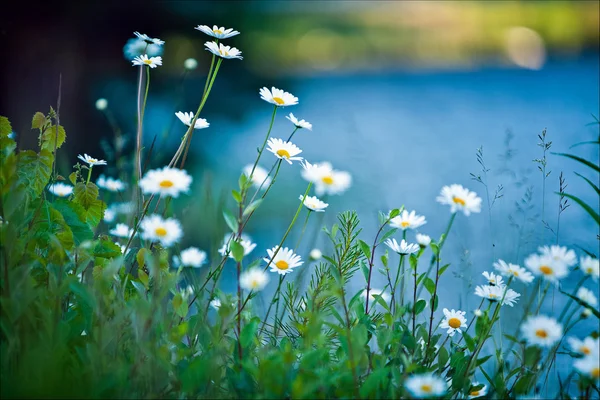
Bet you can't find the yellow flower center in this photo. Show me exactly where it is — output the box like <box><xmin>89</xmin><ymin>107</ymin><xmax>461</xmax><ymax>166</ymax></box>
<box><xmin>275</xmin><ymin>260</ymin><xmax>289</xmax><ymax>270</ymax></box>
<box><xmin>539</xmin><ymin>265</ymin><xmax>553</xmax><ymax>275</ymax></box>
<box><xmin>322</xmin><ymin>176</ymin><xmax>334</xmax><ymax>185</ymax></box>
<box><xmin>420</xmin><ymin>384</ymin><xmax>432</xmax><ymax>393</ymax></box>
<box><xmin>143</xmin><ymin>59</ymin><xmax>152</xmax><ymax>65</ymax></box>
<box><xmin>276</xmin><ymin>149</ymin><xmax>291</xmax><ymax>158</ymax></box>
<box><xmin>89</xmin><ymin>158</ymin><xmax>98</xmax><ymax>163</ymax></box>
<box><xmin>592</xmin><ymin>367</ymin><xmax>600</xmax><ymax>379</ymax></box>
<box><xmin>159</xmin><ymin>180</ymin><xmax>174</xmax><ymax>188</ymax></box>
<box><xmin>452</xmin><ymin>196</ymin><xmax>466</xmax><ymax>206</ymax></box>
<box><xmin>218</xmin><ymin>49</ymin><xmax>229</xmax><ymax>56</ymax></box>
<box><xmin>512</xmin><ymin>270</ymin><xmax>519</xmax><ymax>276</ymax></box>
<box><xmin>213</xmin><ymin>29</ymin><xmax>223</xmax><ymax>34</ymax></box>
<box><xmin>535</xmin><ymin>329</ymin><xmax>548</xmax><ymax>338</ymax></box>
<box><xmin>489</xmin><ymin>294</ymin><xmax>498</xmax><ymax>299</ymax></box>
<box><xmin>401</xmin><ymin>221</ymin><xmax>410</xmax><ymax>228</ymax></box>
<box><xmin>586</xmin><ymin>267</ymin><xmax>593</xmax><ymax>273</ymax></box>
<box><xmin>272</xmin><ymin>97</ymin><xmax>285</xmax><ymax>105</ymax></box>
<box><xmin>581</xmin><ymin>346</ymin><xmax>590</xmax><ymax>355</ymax></box>
<box><xmin>155</xmin><ymin>227</ymin><xmax>167</xmax><ymax>237</ymax></box>
<box><xmin>470</xmin><ymin>390</ymin><xmax>480</xmax><ymax>396</ymax></box>
<box><xmin>251</xmin><ymin>279</ymin><xmax>259</xmax><ymax>288</ymax></box>
<box><xmin>448</xmin><ymin>317</ymin><xmax>462</xmax><ymax>329</ymax></box>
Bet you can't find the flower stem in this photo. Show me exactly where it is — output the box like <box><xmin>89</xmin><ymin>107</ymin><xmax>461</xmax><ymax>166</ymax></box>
<box><xmin>294</xmin><ymin>210</ymin><xmax>312</xmax><ymax>250</ymax></box>
<box><xmin>86</xmin><ymin>166</ymin><xmax>93</xmax><ymax>184</ymax></box>
<box><xmin>258</xmin><ymin>275</ymin><xmax>284</xmax><ymax>337</ymax></box>
<box><xmin>245</xmin><ymin>106</ymin><xmax>278</xmax><ymax>194</ymax></box>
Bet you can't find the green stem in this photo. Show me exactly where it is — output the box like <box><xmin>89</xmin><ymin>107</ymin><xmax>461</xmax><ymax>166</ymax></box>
<box><xmin>86</xmin><ymin>166</ymin><xmax>93</xmax><ymax>184</ymax></box>
<box><xmin>246</xmin><ymin>106</ymin><xmax>278</xmax><ymax>194</ymax></box>
<box><xmin>558</xmin><ymin>275</ymin><xmax>588</xmax><ymax>322</ymax></box>
<box><xmin>258</xmin><ymin>275</ymin><xmax>284</xmax><ymax>337</ymax></box>
<box><xmin>202</xmin><ymin>54</ymin><xmax>216</xmax><ymax>97</ymax></box>
<box><xmin>294</xmin><ymin>210</ymin><xmax>312</xmax><ymax>250</ymax></box>
<box><xmin>399</xmin><ymin>230</ymin><xmax>407</xmax><ymax>308</ymax></box>
<box><xmin>286</xmin><ymin>127</ymin><xmax>299</xmax><ymax>142</ymax></box>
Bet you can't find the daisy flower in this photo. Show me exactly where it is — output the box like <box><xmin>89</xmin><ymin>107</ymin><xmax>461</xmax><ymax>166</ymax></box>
<box><xmin>133</xmin><ymin>31</ymin><xmax>164</xmax><ymax>46</ymax></box>
<box><xmin>109</xmin><ymin>223</ymin><xmax>134</xmax><ymax>238</ymax></box>
<box><xmin>218</xmin><ymin>234</ymin><xmax>256</xmax><ymax>259</ymax></box>
<box><xmin>474</xmin><ymin>285</ymin><xmax>520</xmax><ymax>307</ymax></box>
<box><xmin>78</xmin><ymin>154</ymin><xmax>107</xmax><ymax>167</ymax></box>
<box><xmin>97</xmin><ymin>175</ymin><xmax>126</xmax><ymax>192</ymax></box>
<box><xmin>574</xmin><ymin>354</ymin><xmax>600</xmax><ymax>380</ymax></box>
<box><xmin>436</xmin><ymin>184</ymin><xmax>482</xmax><ymax>216</ymax></box>
<box><xmin>524</xmin><ymin>253</ymin><xmax>568</xmax><ymax>282</ymax></box>
<box><xmin>266</xmin><ymin>138</ymin><xmax>303</xmax><ymax>164</ymax></box>
<box><xmin>389</xmin><ymin>210</ymin><xmax>427</xmax><ymax>230</ymax></box>
<box><xmin>195</xmin><ymin>25</ymin><xmax>240</xmax><ymax>39</ymax></box>
<box><xmin>204</xmin><ymin>41</ymin><xmax>243</xmax><ymax>59</ymax></box>
<box><xmin>174</xmin><ymin>111</ymin><xmax>209</xmax><ymax>129</ymax></box>
<box><xmin>482</xmin><ymin>271</ymin><xmax>504</xmax><ymax>286</ymax></box>
<box><xmin>264</xmin><ymin>246</ymin><xmax>303</xmax><ymax>275</ymax></box>
<box><xmin>132</xmin><ymin>54</ymin><xmax>163</xmax><ymax>68</ymax></box>
<box><xmin>440</xmin><ymin>308</ymin><xmax>467</xmax><ymax>337</ymax></box>
<box><xmin>103</xmin><ymin>207</ymin><xmax>116</xmax><ymax>223</ymax></box>
<box><xmin>385</xmin><ymin>238</ymin><xmax>419</xmax><ymax>255</ymax></box>
<box><xmin>123</xmin><ymin>37</ymin><xmax>163</xmax><ymax>60</ymax></box>
<box><xmin>494</xmin><ymin>259</ymin><xmax>534</xmax><ymax>284</ymax></box>
<box><xmin>48</xmin><ymin>183</ymin><xmax>73</xmax><ymax>197</ymax></box>
<box><xmin>576</xmin><ymin>287</ymin><xmax>598</xmax><ymax>307</ymax></box>
<box><xmin>259</xmin><ymin>87</ymin><xmax>298</xmax><ymax>107</ymax></box>
<box><xmin>520</xmin><ymin>315</ymin><xmax>563</xmax><ymax>348</ymax></box>
<box><xmin>299</xmin><ymin>194</ymin><xmax>328</xmax><ymax>212</ymax></box>
<box><xmin>139</xmin><ymin>167</ymin><xmax>192</xmax><ymax>198</ymax></box>
<box><xmin>568</xmin><ymin>336</ymin><xmax>599</xmax><ymax>357</ymax></box>
<box><xmin>539</xmin><ymin>245</ymin><xmax>577</xmax><ymax>268</ymax></box>
<box><xmin>240</xmin><ymin>268</ymin><xmax>270</xmax><ymax>291</ymax></box>
<box><xmin>580</xmin><ymin>256</ymin><xmax>599</xmax><ymax>281</ymax></box>
<box><xmin>286</xmin><ymin>113</ymin><xmax>312</xmax><ymax>130</ymax></box>
<box><xmin>174</xmin><ymin>247</ymin><xmax>207</xmax><ymax>268</ymax></box>
<box><xmin>242</xmin><ymin>164</ymin><xmax>271</xmax><ymax>189</ymax></box>
<box><xmin>310</xmin><ymin>249</ymin><xmax>322</xmax><ymax>260</ymax></box>
<box><xmin>405</xmin><ymin>373</ymin><xmax>447</xmax><ymax>398</ymax></box>
<box><xmin>140</xmin><ymin>215</ymin><xmax>183</xmax><ymax>247</ymax></box>
<box><xmin>301</xmin><ymin>160</ymin><xmax>352</xmax><ymax>196</ymax></box>
<box><xmin>416</xmin><ymin>234</ymin><xmax>431</xmax><ymax>247</ymax></box>
<box><xmin>468</xmin><ymin>383</ymin><xmax>488</xmax><ymax>399</ymax></box>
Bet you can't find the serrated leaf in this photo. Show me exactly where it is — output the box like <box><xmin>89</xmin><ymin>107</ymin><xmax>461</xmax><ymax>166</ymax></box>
<box><xmin>16</xmin><ymin>149</ymin><xmax>53</xmax><ymax>202</ymax></box>
<box><xmin>93</xmin><ymin>239</ymin><xmax>122</xmax><ymax>259</ymax></box>
<box><xmin>243</xmin><ymin>199</ymin><xmax>263</xmax><ymax>217</ymax></box>
<box><xmin>52</xmin><ymin>200</ymin><xmax>94</xmax><ymax>245</ymax></box>
<box><xmin>0</xmin><ymin>116</ymin><xmax>12</xmax><ymax>137</ymax></box>
<box><xmin>74</xmin><ymin>182</ymin><xmax>99</xmax><ymax>209</ymax></box>
<box><xmin>41</xmin><ymin>125</ymin><xmax>66</xmax><ymax>151</ymax></box>
<box><xmin>31</xmin><ymin>112</ymin><xmax>46</xmax><ymax>130</ymax></box>
<box><xmin>222</xmin><ymin>209</ymin><xmax>239</xmax><ymax>233</ymax></box>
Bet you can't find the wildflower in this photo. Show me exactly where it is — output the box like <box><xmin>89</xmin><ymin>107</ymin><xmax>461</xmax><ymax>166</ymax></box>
<box><xmin>482</xmin><ymin>271</ymin><xmax>504</xmax><ymax>286</ymax></box>
<box><xmin>95</xmin><ymin>98</ymin><xmax>108</xmax><ymax>110</ymax></box>
<box><xmin>78</xmin><ymin>153</ymin><xmax>107</xmax><ymax>167</ymax></box>
<box><xmin>440</xmin><ymin>308</ymin><xmax>467</xmax><ymax>337</ymax></box>
<box><xmin>520</xmin><ymin>315</ymin><xmax>563</xmax><ymax>348</ymax></box>
<box><xmin>524</xmin><ymin>253</ymin><xmax>568</xmax><ymax>282</ymax></box>
<box><xmin>301</xmin><ymin>160</ymin><xmax>352</xmax><ymax>196</ymax></box>
<box><xmin>310</xmin><ymin>248</ymin><xmax>322</xmax><ymax>260</ymax></box>
<box><xmin>568</xmin><ymin>336</ymin><xmax>599</xmax><ymax>357</ymax></box>
<box><xmin>175</xmin><ymin>111</ymin><xmax>209</xmax><ymax>129</ymax></box>
<box><xmin>139</xmin><ymin>167</ymin><xmax>192</xmax><ymax>198</ymax></box>
<box><xmin>242</xmin><ymin>164</ymin><xmax>271</xmax><ymax>189</ymax></box>
<box><xmin>286</xmin><ymin>113</ymin><xmax>312</xmax><ymax>130</ymax></box>
<box><xmin>183</xmin><ymin>58</ymin><xmax>198</xmax><ymax>70</ymax></box>
<box><xmin>385</xmin><ymin>238</ymin><xmax>419</xmax><ymax>255</ymax></box>
<box><xmin>259</xmin><ymin>87</ymin><xmax>298</xmax><ymax>107</ymax></box>
<box><xmin>123</xmin><ymin>37</ymin><xmax>163</xmax><ymax>60</ymax></box>
<box><xmin>97</xmin><ymin>175</ymin><xmax>126</xmax><ymax>192</ymax></box>
<box><xmin>389</xmin><ymin>210</ymin><xmax>427</xmax><ymax>230</ymax></box>
<box><xmin>361</xmin><ymin>288</ymin><xmax>391</xmax><ymax>304</ymax></box>
<box><xmin>299</xmin><ymin>194</ymin><xmax>328</xmax><ymax>212</ymax></box>
<box><xmin>204</xmin><ymin>41</ymin><xmax>242</xmax><ymax>60</ymax></box>
<box><xmin>266</xmin><ymin>138</ymin><xmax>303</xmax><ymax>164</ymax></box>
<box><xmin>133</xmin><ymin>32</ymin><xmax>165</xmax><ymax>46</ymax></box>
<box><xmin>494</xmin><ymin>259</ymin><xmax>534</xmax><ymax>284</ymax></box>
<box><xmin>209</xmin><ymin>298</ymin><xmax>222</xmax><ymax>310</ymax></box>
<box><xmin>240</xmin><ymin>268</ymin><xmax>270</xmax><ymax>291</ymax></box>
<box><xmin>405</xmin><ymin>373</ymin><xmax>447</xmax><ymax>398</ymax></box>
<box><xmin>416</xmin><ymin>233</ymin><xmax>431</xmax><ymax>247</ymax></box>
<box><xmin>48</xmin><ymin>183</ymin><xmax>73</xmax><ymax>197</ymax></box>
<box><xmin>474</xmin><ymin>285</ymin><xmax>520</xmax><ymax>307</ymax></box>
<box><xmin>140</xmin><ymin>215</ymin><xmax>183</xmax><ymax>247</ymax></box>
<box><xmin>474</xmin><ymin>309</ymin><xmax>483</xmax><ymax>317</ymax></box>
<box><xmin>132</xmin><ymin>54</ymin><xmax>163</xmax><ymax>68</ymax></box>
<box><xmin>539</xmin><ymin>245</ymin><xmax>577</xmax><ymax>268</ymax></box>
<box><xmin>468</xmin><ymin>383</ymin><xmax>488</xmax><ymax>399</ymax></box>
<box><xmin>580</xmin><ymin>256</ymin><xmax>599</xmax><ymax>281</ymax></box>
<box><xmin>103</xmin><ymin>207</ymin><xmax>116</xmax><ymax>223</ymax></box>
<box><xmin>174</xmin><ymin>247</ymin><xmax>207</xmax><ymax>268</ymax></box>
<box><xmin>264</xmin><ymin>246</ymin><xmax>303</xmax><ymax>275</ymax></box>
<box><xmin>436</xmin><ymin>184</ymin><xmax>482</xmax><ymax>216</ymax></box>
<box><xmin>195</xmin><ymin>25</ymin><xmax>240</xmax><ymax>39</ymax></box>
<box><xmin>109</xmin><ymin>223</ymin><xmax>134</xmax><ymax>238</ymax></box>
<box><xmin>576</xmin><ymin>287</ymin><xmax>598</xmax><ymax>307</ymax></box>
<box><xmin>218</xmin><ymin>234</ymin><xmax>256</xmax><ymax>259</ymax></box>
<box><xmin>573</xmin><ymin>354</ymin><xmax>600</xmax><ymax>380</ymax></box>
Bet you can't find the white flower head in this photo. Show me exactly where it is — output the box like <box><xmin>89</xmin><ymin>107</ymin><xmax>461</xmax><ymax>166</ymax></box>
<box><xmin>175</xmin><ymin>247</ymin><xmax>207</xmax><ymax>268</ymax></box>
<box><xmin>175</xmin><ymin>111</ymin><xmax>209</xmax><ymax>129</ymax></box>
<box><xmin>218</xmin><ymin>234</ymin><xmax>256</xmax><ymax>259</ymax></box>
<box><xmin>103</xmin><ymin>207</ymin><xmax>116</xmax><ymax>223</ymax></box>
<box><xmin>309</xmin><ymin>248</ymin><xmax>322</xmax><ymax>260</ymax></box>
<box><xmin>48</xmin><ymin>183</ymin><xmax>73</xmax><ymax>197</ymax></box>
<box><xmin>385</xmin><ymin>238</ymin><xmax>419</xmax><ymax>255</ymax></box>
<box><xmin>259</xmin><ymin>87</ymin><xmax>298</xmax><ymax>107</ymax></box>
<box><xmin>109</xmin><ymin>223</ymin><xmax>134</xmax><ymax>238</ymax></box>
<box><xmin>389</xmin><ymin>210</ymin><xmax>427</xmax><ymax>230</ymax></box>
<box><xmin>264</xmin><ymin>246</ymin><xmax>303</xmax><ymax>275</ymax></box>
<box><xmin>139</xmin><ymin>167</ymin><xmax>192</xmax><ymax>198</ymax></box>
<box><xmin>300</xmin><ymin>194</ymin><xmax>328</xmax><ymax>212</ymax></box>
<box><xmin>242</xmin><ymin>164</ymin><xmax>271</xmax><ymax>189</ymax></box>
<box><xmin>576</xmin><ymin>287</ymin><xmax>598</xmax><ymax>307</ymax></box>
<box><xmin>494</xmin><ymin>259</ymin><xmax>534</xmax><ymax>284</ymax></box>
<box><xmin>539</xmin><ymin>245</ymin><xmax>577</xmax><ymax>268</ymax></box>
<box><xmin>184</xmin><ymin>58</ymin><xmax>198</xmax><ymax>70</ymax></box>
<box><xmin>520</xmin><ymin>315</ymin><xmax>563</xmax><ymax>348</ymax></box>
<box><xmin>474</xmin><ymin>285</ymin><xmax>520</xmax><ymax>307</ymax></box>
<box><xmin>474</xmin><ymin>309</ymin><xmax>483</xmax><ymax>317</ymax></box>
<box><xmin>301</xmin><ymin>160</ymin><xmax>352</xmax><ymax>196</ymax></box>
<box><xmin>440</xmin><ymin>308</ymin><xmax>467</xmax><ymax>337</ymax></box>
<box><xmin>405</xmin><ymin>373</ymin><xmax>447</xmax><ymax>398</ymax></box>
<box><xmin>240</xmin><ymin>268</ymin><xmax>270</xmax><ymax>291</ymax></box>
<box><xmin>416</xmin><ymin>233</ymin><xmax>431</xmax><ymax>247</ymax></box>
<box><xmin>97</xmin><ymin>175</ymin><xmax>126</xmax><ymax>192</ymax></box>
<box><xmin>195</xmin><ymin>25</ymin><xmax>240</xmax><ymax>39</ymax></box>
<box><xmin>266</xmin><ymin>138</ymin><xmax>303</xmax><ymax>164</ymax></box>
<box><xmin>568</xmin><ymin>336</ymin><xmax>599</xmax><ymax>357</ymax></box>
<box><xmin>286</xmin><ymin>113</ymin><xmax>312</xmax><ymax>130</ymax></box>
<box><xmin>132</xmin><ymin>54</ymin><xmax>163</xmax><ymax>68</ymax></box>
<box><xmin>204</xmin><ymin>41</ymin><xmax>242</xmax><ymax>59</ymax></box>
<box><xmin>78</xmin><ymin>153</ymin><xmax>107</xmax><ymax>167</ymax></box>
<box><xmin>524</xmin><ymin>253</ymin><xmax>568</xmax><ymax>282</ymax></box>
<box><xmin>580</xmin><ymin>256</ymin><xmax>599</xmax><ymax>281</ymax></box>
<box><xmin>361</xmin><ymin>288</ymin><xmax>391</xmax><ymax>305</ymax></box>
<box><xmin>436</xmin><ymin>184</ymin><xmax>482</xmax><ymax>216</ymax></box>
<box><xmin>140</xmin><ymin>215</ymin><xmax>183</xmax><ymax>247</ymax></box>
<box><xmin>468</xmin><ymin>383</ymin><xmax>488</xmax><ymax>399</ymax></box>
<box><xmin>95</xmin><ymin>98</ymin><xmax>108</xmax><ymax>110</ymax></box>
<box><xmin>209</xmin><ymin>298</ymin><xmax>222</xmax><ymax>310</ymax></box>
<box><xmin>574</xmin><ymin>354</ymin><xmax>600</xmax><ymax>380</ymax></box>
<box><xmin>482</xmin><ymin>271</ymin><xmax>504</xmax><ymax>286</ymax></box>
<box><xmin>133</xmin><ymin>32</ymin><xmax>164</xmax><ymax>46</ymax></box>
<box><xmin>123</xmin><ymin>38</ymin><xmax>163</xmax><ymax>61</ymax></box>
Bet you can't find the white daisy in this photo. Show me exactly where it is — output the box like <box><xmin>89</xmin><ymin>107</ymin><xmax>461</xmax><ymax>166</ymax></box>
<box><xmin>174</xmin><ymin>111</ymin><xmax>209</xmax><ymax>129</ymax></box>
<box><xmin>301</xmin><ymin>161</ymin><xmax>352</xmax><ymax>196</ymax></box>
<box><xmin>78</xmin><ymin>153</ymin><xmax>107</xmax><ymax>167</ymax></box>
<box><xmin>580</xmin><ymin>256</ymin><xmax>599</xmax><ymax>281</ymax></box>
<box><xmin>361</xmin><ymin>288</ymin><xmax>391</xmax><ymax>304</ymax></box>
<box><xmin>240</xmin><ymin>268</ymin><xmax>270</xmax><ymax>291</ymax></box>
<box><xmin>97</xmin><ymin>175</ymin><xmax>126</xmax><ymax>192</ymax></box>
<box><xmin>440</xmin><ymin>308</ymin><xmax>467</xmax><ymax>337</ymax></box>
<box><xmin>194</xmin><ymin>25</ymin><xmax>240</xmax><ymax>39</ymax></box>
<box><xmin>385</xmin><ymin>238</ymin><xmax>419</xmax><ymax>255</ymax></box>
<box><xmin>95</xmin><ymin>98</ymin><xmax>108</xmax><ymax>111</ymax></box>
<box><xmin>109</xmin><ymin>223</ymin><xmax>134</xmax><ymax>238</ymax></box>
<box><xmin>468</xmin><ymin>383</ymin><xmax>488</xmax><ymax>399</ymax></box>
<box><xmin>242</xmin><ymin>164</ymin><xmax>272</xmax><ymax>189</ymax></box>
<box><xmin>524</xmin><ymin>253</ymin><xmax>568</xmax><ymax>282</ymax></box>
<box><xmin>266</xmin><ymin>138</ymin><xmax>303</xmax><ymax>164</ymax></box>
<box><xmin>103</xmin><ymin>207</ymin><xmax>116</xmax><ymax>223</ymax></box>
<box><xmin>568</xmin><ymin>336</ymin><xmax>599</xmax><ymax>357</ymax></box>
<box><xmin>117</xmin><ymin>242</ymin><xmax>130</xmax><ymax>256</ymax></box>
<box><xmin>520</xmin><ymin>315</ymin><xmax>563</xmax><ymax>348</ymax></box>
<box><xmin>259</xmin><ymin>87</ymin><xmax>298</xmax><ymax>107</ymax></box>
<box><xmin>389</xmin><ymin>210</ymin><xmax>427</xmax><ymax>230</ymax></box>
<box><xmin>474</xmin><ymin>309</ymin><xmax>483</xmax><ymax>317</ymax></box>
<box><xmin>299</xmin><ymin>194</ymin><xmax>328</xmax><ymax>212</ymax></box>
<box><xmin>133</xmin><ymin>32</ymin><xmax>164</xmax><ymax>46</ymax></box>
<box><xmin>123</xmin><ymin>38</ymin><xmax>163</xmax><ymax>61</ymax></box>
<box><xmin>175</xmin><ymin>247</ymin><xmax>207</xmax><ymax>268</ymax></box>
<box><xmin>139</xmin><ymin>167</ymin><xmax>192</xmax><ymax>198</ymax></box>
<box><xmin>539</xmin><ymin>245</ymin><xmax>577</xmax><ymax>268</ymax></box>
<box><xmin>474</xmin><ymin>285</ymin><xmax>520</xmax><ymax>307</ymax></box>
<box><xmin>405</xmin><ymin>373</ymin><xmax>447</xmax><ymax>398</ymax></box>
<box><xmin>286</xmin><ymin>113</ymin><xmax>312</xmax><ymax>130</ymax></box>
<box><xmin>574</xmin><ymin>354</ymin><xmax>600</xmax><ymax>380</ymax></box>
<box><xmin>310</xmin><ymin>248</ymin><xmax>322</xmax><ymax>260</ymax></box>
<box><xmin>416</xmin><ymin>234</ymin><xmax>431</xmax><ymax>247</ymax></box>
<box><xmin>132</xmin><ymin>54</ymin><xmax>163</xmax><ymax>68</ymax></box>
<box><xmin>264</xmin><ymin>246</ymin><xmax>303</xmax><ymax>275</ymax></box>
<box><xmin>48</xmin><ymin>183</ymin><xmax>73</xmax><ymax>197</ymax></box>
<box><xmin>576</xmin><ymin>287</ymin><xmax>598</xmax><ymax>307</ymax></box>
<box><xmin>494</xmin><ymin>259</ymin><xmax>534</xmax><ymax>284</ymax></box>
<box><xmin>204</xmin><ymin>41</ymin><xmax>242</xmax><ymax>60</ymax></box>
<box><xmin>140</xmin><ymin>214</ymin><xmax>183</xmax><ymax>247</ymax></box>
<box><xmin>482</xmin><ymin>271</ymin><xmax>504</xmax><ymax>286</ymax></box>
<box><xmin>218</xmin><ymin>234</ymin><xmax>256</xmax><ymax>259</ymax></box>
<box><xmin>436</xmin><ymin>184</ymin><xmax>482</xmax><ymax>216</ymax></box>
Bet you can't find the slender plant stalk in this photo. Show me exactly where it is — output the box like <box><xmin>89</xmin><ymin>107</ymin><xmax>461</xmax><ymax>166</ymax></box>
<box><xmin>417</xmin><ymin>212</ymin><xmax>456</xmax><ymax>297</ymax></box>
<box><xmin>365</xmin><ymin>217</ymin><xmax>393</xmax><ymax>314</ymax></box>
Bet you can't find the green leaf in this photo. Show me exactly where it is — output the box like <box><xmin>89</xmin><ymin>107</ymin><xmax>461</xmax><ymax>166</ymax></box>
<box><xmin>138</xmin><ymin>268</ymin><xmax>149</xmax><ymax>288</ymax></box>
<box><xmin>423</xmin><ymin>277</ymin><xmax>435</xmax><ymax>295</ymax></box>
<box><xmin>243</xmin><ymin>199</ymin><xmax>263</xmax><ymax>217</ymax></box>
<box><xmin>222</xmin><ymin>209</ymin><xmax>239</xmax><ymax>233</ymax></box>
<box><xmin>0</xmin><ymin>116</ymin><xmax>12</xmax><ymax>137</ymax></box>
<box><xmin>52</xmin><ymin>200</ymin><xmax>94</xmax><ymax>245</ymax></box>
<box><xmin>137</xmin><ymin>248</ymin><xmax>150</xmax><ymax>268</ymax></box>
<box><xmin>240</xmin><ymin>317</ymin><xmax>259</xmax><ymax>348</ymax></box>
<box><xmin>559</xmin><ymin>192</ymin><xmax>600</xmax><ymax>225</ymax></box>
<box><xmin>69</xmin><ymin>172</ymin><xmax>77</xmax><ymax>185</ymax></box>
<box><xmin>41</xmin><ymin>125</ymin><xmax>66</xmax><ymax>151</ymax></box>
<box><xmin>16</xmin><ymin>149</ymin><xmax>53</xmax><ymax>202</ymax></box>
<box><xmin>431</xmin><ymin>294</ymin><xmax>439</xmax><ymax>311</ymax></box>
<box><xmin>389</xmin><ymin>208</ymin><xmax>400</xmax><ymax>219</ymax></box>
<box><xmin>173</xmin><ymin>293</ymin><xmax>188</xmax><ymax>318</ymax></box>
<box><xmin>358</xmin><ymin>239</ymin><xmax>371</xmax><ymax>260</ymax></box>
<box><xmin>230</xmin><ymin>240</ymin><xmax>245</xmax><ymax>262</ymax></box>
<box><xmin>74</xmin><ymin>182</ymin><xmax>99</xmax><ymax>209</ymax></box>
<box><xmin>575</xmin><ymin>172</ymin><xmax>600</xmax><ymax>196</ymax></box>
<box><xmin>430</xmin><ymin>243</ymin><xmax>440</xmax><ymax>257</ymax></box>
<box><xmin>359</xmin><ymin>367</ymin><xmax>388</xmax><ymax>398</ymax></box>
<box><xmin>475</xmin><ymin>355</ymin><xmax>492</xmax><ymax>367</ymax></box>
<box><xmin>552</xmin><ymin>152</ymin><xmax>600</xmax><ymax>173</ymax></box>
<box><xmin>231</xmin><ymin>190</ymin><xmax>242</xmax><ymax>203</ymax></box>
<box><xmin>31</xmin><ymin>112</ymin><xmax>46</xmax><ymax>130</ymax></box>
<box><xmin>463</xmin><ymin>331</ymin><xmax>475</xmax><ymax>352</ymax></box>
<box><xmin>414</xmin><ymin>299</ymin><xmax>426</xmax><ymax>315</ymax></box>
<box><xmin>93</xmin><ymin>239</ymin><xmax>122</xmax><ymax>259</ymax></box>
<box><xmin>378</xmin><ymin>228</ymin><xmax>398</xmax><ymax>245</ymax></box>
<box><xmin>559</xmin><ymin>288</ymin><xmax>600</xmax><ymax>318</ymax></box>
<box><xmin>438</xmin><ymin>346</ymin><xmax>449</xmax><ymax>369</ymax></box>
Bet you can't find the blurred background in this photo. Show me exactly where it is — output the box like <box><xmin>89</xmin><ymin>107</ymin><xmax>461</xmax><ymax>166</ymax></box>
<box><xmin>2</xmin><ymin>0</ymin><xmax>599</xmax><ymax>351</ymax></box>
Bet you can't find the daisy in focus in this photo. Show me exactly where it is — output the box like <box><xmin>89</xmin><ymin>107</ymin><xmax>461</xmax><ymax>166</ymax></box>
<box><xmin>204</xmin><ymin>42</ymin><xmax>243</xmax><ymax>59</ymax></box>
<box><xmin>195</xmin><ymin>25</ymin><xmax>240</xmax><ymax>39</ymax></box>
<box><xmin>439</xmin><ymin>308</ymin><xmax>467</xmax><ymax>337</ymax></box>
<box><xmin>385</xmin><ymin>238</ymin><xmax>419</xmax><ymax>255</ymax></box>
<box><xmin>474</xmin><ymin>285</ymin><xmax>520</xmax><ymax>307</ymax></box>
<box><xmin>520</xmin><ymin>315</ymin><xmax>563</xmax><ymax>348</ymax></box>
<box><xmin>264</xmin><ymin>246</ymin><xmax>303</xmax><ymax>275</ymax></box>
<box><xmin>109</xmin><ymin>223</ymin><xmax>134</xmax><ymax>239</ymax></box>
<box><xmin>132</xmin><ymin>54</ymin><xmax>163</xmax><ymax>68</ymax></box>
<box><xmin>567</xmin><ymin>336</ymin><xmax>599</xmax><ymax>356</ymax></box>
<box><xmin>218</xmin><ymin>234</ymin><xmax>256</xmax><ymax>259</ymax></box>
<box><xmin>139</xmin><ymin>167</ymin><xmax>192</xmax><ymax>198</ymax></box>
<box><xmin>493</xmin><ymin>260</ymin><xmax>534</xmax><ymax>284</ymax></box>
<box><xmin>405</xmin><ymin>373</ymin><xmax>447</xmax><ymax>398</ymax></box>
<box><xmin>301</xmin><ymin>160</ymin><xmax>352</xmax><ymax>196</ymax></box>
<box><xmin>78</xmin><ymin>154</ymin><xmax>107</xmax><ymax>167</ymax></box>
<box><xmin>436</xmin><ymin>184</ymin><xmax>482</xmax><ymax>216</ymax></box>
<box><xmin>266</xmin><ymin>138</ymin><xmax>303</xmax><ymax>164</ymax></box>
<box><xmin>259</xmin><ymin>87</ymin><xmax>298</xmax><ymax>107</ymax></box>
<box><xmin>242</xmin><ymin>164</ymin><xmax>272</xmax><ymax>189</ymax></box>
<box><xmin>576</xmin><ymin>287</ymin><xmax>598</xmax><ymax>307</ymax></box>
<box><xmin>175</xmin><ymin>112</ymin><xmax>210</xmax><ymax>129</ymax></box>
<box><xmin>240</xmin><ymin>268</ymin><xmax>270</xmax><ymax>291</ymax></box>
<box><xmin>482</xmin><ymin>271</ymin><xmax>505</xmax><ymax>286</ymax></box>
<box><xmin>299</xmin><ymin>194</ymin><xmax>328</xmax><ymax>212</ymax></box>
<box><xmin>580</xmin><ymin>256</ymin><xmax>599</xmax><ymax>280</ymax></box>
<box><xmin>97</xmin><ymin>175</ymin><xmax>126</xmax><ymax>192</ymax></box>
<box><xmin>140</xmin><ymin>215</ymin><xmax>183</xmax><ymax>248</ymax></box>
<box><xmin>173</xmin><ymin>247</ymin><xmax>207</xmax><ymax>268</ymax></box>
<box><xmin>524</xmin><ymin>253</ymin><xmax>568</xmax><ymax>282</ymax></box>
<box><xmin>389</xmin><ymin>209</ymin><xmax>427</xmax><ymax>230</ymax></box>
<box><xmin>48</xmin><ymin>183</ymin><xmax>73</xmax><ymax>197</ymax></box>
<box><xmin>286</xmin><ymin>113</ymin><xmax>312</xmax><ymax>130</ymax></box>
<box><xmin>134</xmin><ymin>31</ymin><xmax>164</xmax><ymax>46</ymax></box>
